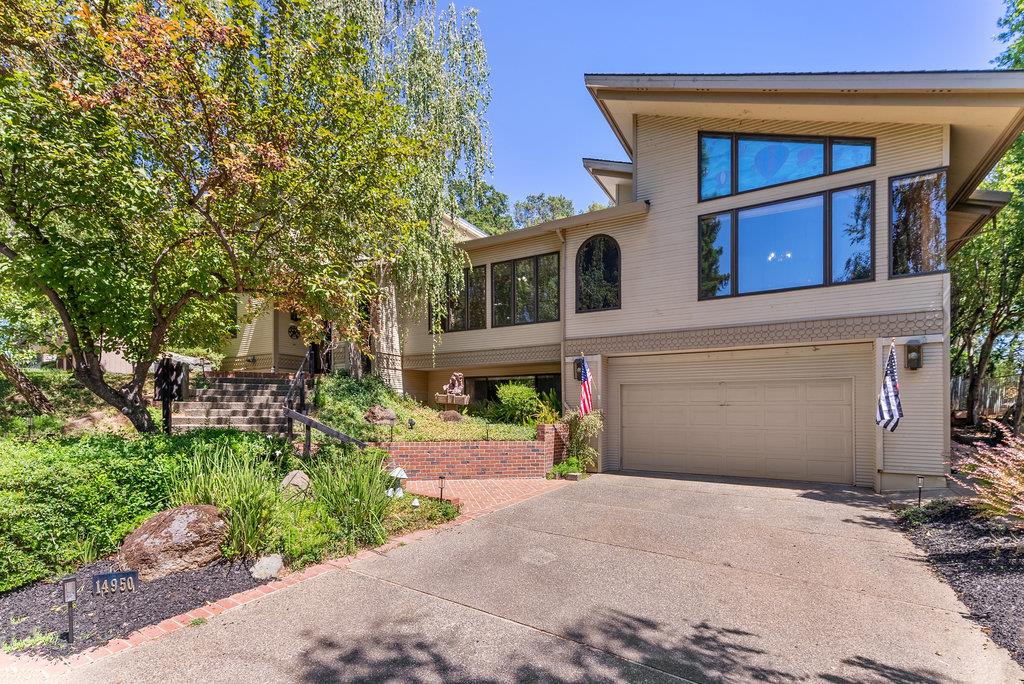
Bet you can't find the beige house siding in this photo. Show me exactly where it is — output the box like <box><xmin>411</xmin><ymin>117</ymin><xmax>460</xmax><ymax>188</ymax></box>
<box><xmin>564</xmin><ymin>116</ymin><xmax>948</xmax><ymax>341</ymax></box>
<box><xmin>274</xmin><ymin>310</ymin><xmax>308</xmax><ymax>371</ymax></box>
<box><xmin>222</xmin><ymin>298</ymin><xmax>275</xmax><ymax>369</ymax></box>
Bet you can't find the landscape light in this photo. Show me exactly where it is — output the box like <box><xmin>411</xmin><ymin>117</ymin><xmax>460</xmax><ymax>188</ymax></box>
<box><xmin>917</xmin><ymin>475</ymin><xmax>924</xmax><ymax>508</ymax></box>
<box><xmin>408</xmin><ymin>418</ymin><xmax>416</xmax><ymax>430</ymax></box>
<box><xmin>62</xmin><ymin>577</ymin><xmax>77</xmax><ymax>643</ymax></box>
<box><xmin>26</xmin><ymin>413</ymin><xmax>34</xmax><ymax>438</ymax></box>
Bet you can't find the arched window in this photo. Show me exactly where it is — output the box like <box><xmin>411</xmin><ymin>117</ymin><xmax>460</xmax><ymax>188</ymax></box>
<box><xmin>575</xmin><ymin>234</ymin><xmax>621</xmax><ymax>313</ymax></box>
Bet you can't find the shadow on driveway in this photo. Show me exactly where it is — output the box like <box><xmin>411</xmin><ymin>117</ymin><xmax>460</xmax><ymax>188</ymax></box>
<box><xmin>297</xmin><ymin>608</ymin><xmax>951</xmax><ymax>684</ymax></box>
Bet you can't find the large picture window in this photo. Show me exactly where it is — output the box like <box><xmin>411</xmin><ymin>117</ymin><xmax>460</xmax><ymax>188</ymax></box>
<box><xmin>575</xmin><ymin>235</ymin><xmax>621</xmax><ymax>312</ymax></box>
<box><xmin>890</xmin><ymin>168</ymin><xmax>947</xmax><ymax>277</ymax></box>
<box><xmin>699</xmin><ymin>132</ymin><xmax>875</xmax><ymax>201</ymax></box>
<box><xmin>492</xmin><ymin>253</ymin><xmax>560</xmax><ymax>327</ymax></box>
<box><xmin>434</xmin><ymin>265</ymin><xmax>486</xmax><ymax>333</ymax></box>
<box><xmin>699</xmin><ymin>182</ymin><xmax>874</xmax><ymax>299</ymax></box>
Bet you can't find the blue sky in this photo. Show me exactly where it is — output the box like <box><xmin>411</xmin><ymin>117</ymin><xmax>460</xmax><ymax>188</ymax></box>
<box><xmin>467</xmin><ymin>0</ymin><xmax>1007</xmax><ymax>212</ymax></box>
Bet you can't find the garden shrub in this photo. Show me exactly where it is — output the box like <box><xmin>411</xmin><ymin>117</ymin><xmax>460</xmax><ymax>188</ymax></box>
<box><xmin>535</xmin><ymin>389</ymin><xmax>562</xmax><ymax>424</ymax></box>
<box><xmin>956</xmin><ymin>434</ymin><xmax>1024</xmax><ymax>525</ymax></box>
<box><xmin>0</xmin><ymin>429</ymin><xmax>281</xmax><ymax>592</ymax></box>
<box><xmin>484</xmin><ymin>382</ymin><xmax>541</xmax><ymax>426</ymax></box>
<box><xmin>549</xmin><ymin>411</ymin><xmax>603</xmax><ymax>478</ymax></box>
<box><xmin>308</xmin><ymin>446</ymin><xmax>393</xmax><ymax>553</ymax></box>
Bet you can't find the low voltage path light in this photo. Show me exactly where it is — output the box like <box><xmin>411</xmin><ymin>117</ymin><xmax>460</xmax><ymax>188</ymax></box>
<box><xmin>917</xmin><ymin>475</ymin><xmax>924</xmax><ymax>507</ymax></box>
<box><xmin>26</xmin><ymin>413</ymin><xmax>34</xmax><ymax>439</ymax></box>
<box><xmin>61</xmin><ymin>577</ymin><xmax>77</xmax><ymax>644</ymax></box>
<box><xmin>439</xmin><ymin>474</ymin><xmax>446</xmax><ymax>502</ymax></box>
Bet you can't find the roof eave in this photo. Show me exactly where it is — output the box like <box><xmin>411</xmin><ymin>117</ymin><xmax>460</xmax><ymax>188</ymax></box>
<box><xmin>460</xmin><ymin>200</ymin><xmax>650</xmax><ymax>250</ymax></box>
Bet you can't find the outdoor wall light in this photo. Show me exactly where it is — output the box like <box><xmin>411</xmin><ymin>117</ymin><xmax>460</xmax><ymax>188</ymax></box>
<box><xmin>905</xmin><ymin>341</ymin><xmax>923</xmax><ymax>370</ymax></box>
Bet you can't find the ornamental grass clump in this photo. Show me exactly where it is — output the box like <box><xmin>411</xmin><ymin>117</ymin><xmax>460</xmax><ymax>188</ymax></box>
<box><xmin>308</xmin><ymin>446</ymin><xmax>393</xmax><ymax>553</ymax></box>
<box><xmin>549</xmin><ymin>411</ymin><xmax>603</xmax><ymax>478</ymax></box>
<box><xmin>956</xmin><ymin>433</ymin><xmax>1024</xmax><ymax>526</ymax></box>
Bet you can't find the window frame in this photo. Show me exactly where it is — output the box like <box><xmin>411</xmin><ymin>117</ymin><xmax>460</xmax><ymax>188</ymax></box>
<box><xmin>430</xmin><ymin>264</ymin><xmax>487</xmax><ymax>333</ymax></box>
<box><xmin>698</xmin><ymin>130</ymin><xmax>875</xmax><ymax>202</ymax></box>
<box><xmin>887</xmin><ymin>166</ymin><xmax>949</xmax><ymax>280</ymax></box>
<box><xmin>575</xmin><ymin>233</ymin><xmax>622</xmax><ymax>314</ymax></box>
<box><xmin>697</xmin><ymin>180</ymin><xmax>876</xmax><ymax>300</ymax></box>
<box><xmin>491</xmin><ymin>251</ymin><xmax>561</xmax><ymax>328</ymax></box>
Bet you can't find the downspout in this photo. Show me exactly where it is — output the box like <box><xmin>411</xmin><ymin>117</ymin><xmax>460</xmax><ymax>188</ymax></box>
<box><xmin>557</xmin><ymin>227</ymin><xmax>567</xmax><ymax>414</ymax></box>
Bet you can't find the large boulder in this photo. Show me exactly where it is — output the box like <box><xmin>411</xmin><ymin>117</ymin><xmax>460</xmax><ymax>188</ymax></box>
<box><xmin>364</xmin><ymin>404</ymin><xmax>397</xmax><ymax>425</ymax></box>
<box><xmin>438</xmin><ymin>410</ymin><xmax>463</xmax><ymax>422</ymax></box>
<box><xmin>117</xmin><ymin>505</ymin><xmax>227</xmax><ymax>581</ymax></box>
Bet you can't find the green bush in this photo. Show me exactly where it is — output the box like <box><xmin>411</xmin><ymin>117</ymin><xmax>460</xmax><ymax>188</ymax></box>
<box><xmin>0</xmin><ymin>429</ymin><xmax>280</xmax><ymax>593</ymax></box>
<box><xmin>548</xmin><ymin>411</ymin><xmax>603</xmax><ymax>479</ymax></box>
<box><xmin>169</xmin><ymin>440</ymin><xmax>294</xmax><ymax>559</ymax></box>
<box><xmin>308</xmin><ymin>446</ymin><xmax>393</xmax><ymax>553</ymax></box>
<box><xmin>484</xmin><ymin>383</ymin><xmax>541</xmax><ymax>426</ymax></box>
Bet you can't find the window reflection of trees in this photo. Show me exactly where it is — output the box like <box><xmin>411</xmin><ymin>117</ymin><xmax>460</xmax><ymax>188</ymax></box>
<box><xmin>891</xmin><ymin>170</ymin><xmax>946</xmax><ymax>276</ymax></box>
<box><xmin>835</xmin><ymin>186</ymin><xmax>873</xmax><ymax>282</ymax></box>
<box><xmin>576</xmin><ymin>235</ymin><xmax>621</xmax><ymax>312</ymax></box>
<box><xmin>699</xmin><ymin>214</ymin><xmax>731</xmax><ymax>298</ymax></box>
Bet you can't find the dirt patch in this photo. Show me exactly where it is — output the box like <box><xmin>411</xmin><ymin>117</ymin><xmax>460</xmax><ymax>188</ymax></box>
<box><xmin>901</xmin><ymin>503</ymin><xmax>1024</xmax><ymax>666</ymax></box>
<box><xmin>0</xmin><ymin>559</ymin><xmax>267</xmax><ymax>659</ymax></box>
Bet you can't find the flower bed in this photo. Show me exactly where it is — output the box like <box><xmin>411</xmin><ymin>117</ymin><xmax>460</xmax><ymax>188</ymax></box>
<box><xmin>374</xmin><ymin>424</ymin><xmax>567</xmax><ymax>479</ymax></box>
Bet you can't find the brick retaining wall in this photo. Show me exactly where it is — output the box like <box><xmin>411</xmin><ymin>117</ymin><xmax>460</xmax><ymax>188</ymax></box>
<box><xmin>373</xmin><ymin>424</ymin><xmax>567</xmax><ymax>479</ymax></box>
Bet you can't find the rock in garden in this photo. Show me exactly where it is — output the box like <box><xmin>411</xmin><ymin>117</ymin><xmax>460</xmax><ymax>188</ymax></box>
<box><xmin>116</xmin><ymin>505</ymin><xmax>227</xmax><ymax>581</ymax></box>
<box><xmin>439</xmin><ymin>410</ymin><xmax>463</xmax><ymax>422</ymax></box>
<box><xmin>250</xmin><ymin>554</ymin><xmax>284</xmax><ymax>580</ymax></box>
<box><xmin>364</xmin><ymin>404</ymin><xmax>397</xmax><ymax>425</ymax></box>
<box><xmin>280</xmin><ymin>470</ymin><xmax>311</xmax><ymax>498</ymax></box>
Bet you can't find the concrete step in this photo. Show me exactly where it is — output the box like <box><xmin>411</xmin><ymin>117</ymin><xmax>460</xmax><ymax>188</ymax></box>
<box><xmin>172</xmin><ymin>415</ymin><xmax>290</xmax><ymax>428</ymax></box>
<box><xmin>175</xmin><ymin>407</ymin><xmax>285</xmax><ymax>418</ymax></box>
<box><xmin>192</xmin><ymin>388</ymin><xmax>291</xmax><ymax>400</ymax></box>
<box><xmin>205</xmin><ymin>377</ymin><xmax>292</xmax><ymax>387</ymax></box>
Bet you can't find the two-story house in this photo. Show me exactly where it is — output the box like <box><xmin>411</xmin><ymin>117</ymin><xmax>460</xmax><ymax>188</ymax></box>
<box><xmin>398</xmin><ymin>70</ymin><xmax>1024</xmax><ymax>492</ymax></box>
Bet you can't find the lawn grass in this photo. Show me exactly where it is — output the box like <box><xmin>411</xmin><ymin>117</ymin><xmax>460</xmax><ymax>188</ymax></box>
<box><xmin>2</xmin><ymin>629</ymin><xmax>59</xmax><ymax>654</ymax></box>
<box><xmin>314</xmin><ymin>373</ymin><xmax>536</xmax><ymax>442</ymax></box>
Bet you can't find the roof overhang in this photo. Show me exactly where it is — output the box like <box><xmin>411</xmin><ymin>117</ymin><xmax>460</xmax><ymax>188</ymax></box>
<box><xmin>441</xmin><ymin>214</ymin><xmax>488</xmax><ymax>241</ymax></box>
<box><xmin>585</xmin><ymin>71</ymin><xmax>1024</xmax><ymax>213</ymax></box>
<box><xmin>460</xmin><ymin>200</ymin><xmax>650</xmax><ymax>251</ymax></box>
<box><xmin>948</xmin><ymin>189</ymin><xmax>1013</xmax><ymax>255</ymax></box>
<box><xmin>583</xmin><ymin>158</ymin><xmax>634</xmax><ymax>202</ymax></box>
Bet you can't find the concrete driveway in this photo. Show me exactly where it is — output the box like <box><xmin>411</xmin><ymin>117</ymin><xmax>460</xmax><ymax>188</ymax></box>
<box><xmin>67</xmin><ymin>474</ymin><xmax>1021</xmax><ymax>683</ymax></box>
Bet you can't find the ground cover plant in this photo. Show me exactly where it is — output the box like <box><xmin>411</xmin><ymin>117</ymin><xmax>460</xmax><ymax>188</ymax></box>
<box><xmin>314</xmin><ymin>373</ymin><xmax>535</xmax><ymax>442</ymax></box>
<box><xmin>0</xmin><ymin>368</ymin><xmax>137</xmax><ymax>437</ymax></box>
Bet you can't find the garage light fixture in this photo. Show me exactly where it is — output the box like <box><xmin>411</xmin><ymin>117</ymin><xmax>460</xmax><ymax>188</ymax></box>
<box><xmin>905</xmin><ymin>340</ymin><xmax>923</xmax><ymax>370</ymax></box>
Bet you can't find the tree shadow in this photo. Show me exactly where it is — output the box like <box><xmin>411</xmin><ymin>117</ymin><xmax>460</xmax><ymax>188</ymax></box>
<box><xmin>295</xmin><ymin>608</ymin><xmax>956</xmax><ymax>683</ymax></box>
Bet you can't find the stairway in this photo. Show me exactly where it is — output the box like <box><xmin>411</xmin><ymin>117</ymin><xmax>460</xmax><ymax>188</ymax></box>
<box><xmin>172</xmin><ymin>375</ymin><xmax>296</xmax><ymax>435</ymax></box>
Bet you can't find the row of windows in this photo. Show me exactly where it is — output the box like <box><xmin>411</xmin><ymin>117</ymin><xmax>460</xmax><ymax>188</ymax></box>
<box><xmin>699</xmin><ymin>131</ymin><xmax>875</xmax><ymax>201</ymax></box>
<box><xmin>436</xmin><ymin>238</ymin><xmax>624</xmax><ymax>332</ymax></box>
<box><xmin>698</xmin><ymin>168</ymin><xmax>947</xmax><ymax>299</ymax></box>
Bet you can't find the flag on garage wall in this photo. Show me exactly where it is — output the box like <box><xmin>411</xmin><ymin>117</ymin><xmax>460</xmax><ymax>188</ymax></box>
<box><xmin>579</xmin><ymin>356</ymin><xmax>593</xmax><ymax>416</ymax></box>
<box><xmin>876</xmin><ymin>340</ymin><xmax>903</xmax><ymax>432</ymax></box>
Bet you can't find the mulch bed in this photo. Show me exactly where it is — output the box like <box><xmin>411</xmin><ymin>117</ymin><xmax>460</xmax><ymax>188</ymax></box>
<box><xmin>902</xmin><ymin>503</ymin><xmax>1024</xmax><ymax>666</ymax></box>
<box><xmin>0</xmin><ymin>559</ymin><xmax>268</xmax><ymax>658</ymax></box>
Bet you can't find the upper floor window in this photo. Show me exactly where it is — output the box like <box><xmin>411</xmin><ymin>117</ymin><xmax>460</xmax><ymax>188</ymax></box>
<box><xmin>698</xmin><ymin>132</ymin><xmax>875</xmax><ymax>201</ymax></box>
<box><xmin>436</xmin><ymin>265</ymin><xmax>486</xmax><ymax>332</ymax></box>
<box><xmin>492</xmin><ymin>253</ymin><xmax>559</xmax><ymax>327</ymax></box>
<box><xmin>890</xmin><ymin>168</ymin><xmax>947</xmax><ymax>277</ymax></box>
<box><xmin>576</xmin><ymin>235</ymin><xmax>621</xmax><ymax>312</ymax></box>
<box><xmin>699</xmin><ymin>182</ymin><xmax>874</xmax><ymax>299</ymax></box>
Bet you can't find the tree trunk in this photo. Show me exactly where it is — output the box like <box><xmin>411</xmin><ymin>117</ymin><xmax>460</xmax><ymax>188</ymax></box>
<box><xmin>370</xmin><ymin>277</ymin><xmax>404</xmax><ymax>394</ymax></box>
<box><xmin>341</xmin><ymin>341</ymin><xmax>366</xmax><ymax>380</ymax></box>
<box><xmin>69</xmin><ymin>358</ymin><xmax>158</xmax><ymax>433</ymax></box>
<box><xmin>0</xmin><ymin>351</ymin><xmax>54</xmax><ymax>414</ymax></box>
<box><xmin>967</xmin><ymin>330</ymin><xmax>999</xmax><ymax>425</ymax></box>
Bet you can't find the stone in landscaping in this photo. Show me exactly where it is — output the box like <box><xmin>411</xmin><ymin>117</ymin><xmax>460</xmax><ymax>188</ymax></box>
<box><xmin>364</xmin><ymin>404</ymin><xmax>397</xmax><ymax>425</ymax></box>
<box><xmin>117</xmin><ymin>505</ymin><xmax>227</xmax><ymax>581</ymax></box>
<box><xmin>439</xmin><ymin>410</ymin><xmax>463</xmax><ymax>422</ymax></box>
<box><xmin>250</xmin><ymin>554</ymin><xmax>284</xmax><ymax>580</ymax></box>
<box><xmin>280</xmin><ymin>470</ymin><xmax>311</xmax><ymax>498</ymax></box>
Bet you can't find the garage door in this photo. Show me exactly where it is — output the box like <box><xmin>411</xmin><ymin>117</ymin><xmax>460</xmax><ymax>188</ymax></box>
<box><xmin>615</xmin><ymin>348</ymin><xmax>861</xmax><ymax>484</ymax></box>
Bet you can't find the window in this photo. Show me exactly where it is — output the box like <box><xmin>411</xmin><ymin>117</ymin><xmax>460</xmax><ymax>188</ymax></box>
<box><xmin>434</xmin><ymin>265</ymin><xmax>486</xmax><ymax>333</ymax></box>
<box><xmin>699</xmin><ymin>182</ymin><xmax>874</xmax><ymax>299</ymax></box>
<box><xmin>890</xmin><ymin>168</ymin><xmax>947</xmax><ymax>277</ymax></box>
<box><xmin>576</xmin><ymin>235</ymin><xmax>621</xmax><ymax>312</ymax></box>
<box><xmin>469</xmin><ymin>374</ymin><xmax>561</xmax><ymax>404</ymax></box>
<box><xmin>698</xmin><ymin>132</ymin><xmax>875</xmax><ymax>201</ymax></box>
<box><xmin>492</xmin><ymin>252</ymin><xmax>560</xmax><ymax>327</ymax></box>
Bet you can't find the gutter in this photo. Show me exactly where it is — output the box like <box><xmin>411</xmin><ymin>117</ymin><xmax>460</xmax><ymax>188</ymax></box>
<box><xmin>460</xmin><ymin>200</ymin><xmax>650</xmax><ymax>250</ymax></box>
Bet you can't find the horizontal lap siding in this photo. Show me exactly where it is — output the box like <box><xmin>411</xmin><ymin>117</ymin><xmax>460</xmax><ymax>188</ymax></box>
<box><xmin>564</xmin><ymin>116</ymin><xmax>947</xmax><ymax>341</ymax></box>
<box><xmin>605</xmin><ymin>343</ymin><xmax>876</xmax><ymax>487</ymax></box>
<box><xmin>882</xmin><ymin>341</ymin><xmax>948</xmax><ymax>476</ymax></box>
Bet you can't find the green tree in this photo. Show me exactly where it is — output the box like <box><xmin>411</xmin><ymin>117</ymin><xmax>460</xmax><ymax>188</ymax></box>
<box><xmin>586</xmin><ymin>201</ymin><xmax>611</xmax><ymax>213</ymax></box>
<box><xmin>513</xmin><ymin>193</ymin><xmax>575</xmax><ymax>229</ymax></box>
<box><xmin>453</xmin><ymin>179</ymin><xmax>514</xmax><ymax>235</ymax></box>
<box><xmin>0</xmin><ymin>0</ymin><xmax>428</xmax><ymax>431</ymax></box>
<box><xmin>0</xmin><ymin>278</ymin><xmax>58</xmax><ymax>413</ymax></box>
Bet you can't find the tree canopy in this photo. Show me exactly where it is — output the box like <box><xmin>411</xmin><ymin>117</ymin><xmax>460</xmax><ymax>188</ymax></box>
<box><xmin>0</xmin><ymin>0</ymin><xmax>433</xmax><ymax>430</ymax></box>
<box><xmin>513</xmin><ymin>193</ymin><xmax>575</xmax><ymax>229</ymax></box>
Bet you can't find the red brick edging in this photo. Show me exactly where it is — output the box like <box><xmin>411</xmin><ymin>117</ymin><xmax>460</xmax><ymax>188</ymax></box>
<box><xmin>0</xmin><ymin>480</ymin><xmax>569</xmax><ymax>678</ymax></box>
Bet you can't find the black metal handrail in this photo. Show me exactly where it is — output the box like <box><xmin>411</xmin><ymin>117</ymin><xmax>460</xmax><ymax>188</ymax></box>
<box><xmin>284</xmin><ymin>349</ymin><xmax>311</xmax><ymax>414</ymax></box>
<box><xmin>285</xmin><ymin>408</ymin><xmax>367</xmax><ymax>457</ymax></box>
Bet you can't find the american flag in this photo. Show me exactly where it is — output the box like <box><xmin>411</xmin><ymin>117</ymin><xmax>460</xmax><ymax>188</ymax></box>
<box><xmin>579</xmin><ymin>356</ymin><xmax>593</xmax><ymax>416</ymax></box>
<box><xmin>876</xmin><ymin>341</ymin><xmax>903</xmax><ymax>432</ymax></box>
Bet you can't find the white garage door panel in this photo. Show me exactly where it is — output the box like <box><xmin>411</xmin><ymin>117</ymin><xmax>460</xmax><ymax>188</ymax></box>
<box><xmin>620</xmin><ymin>376</ymin><xmax>855</xmax><ymax>484</ymax></box>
